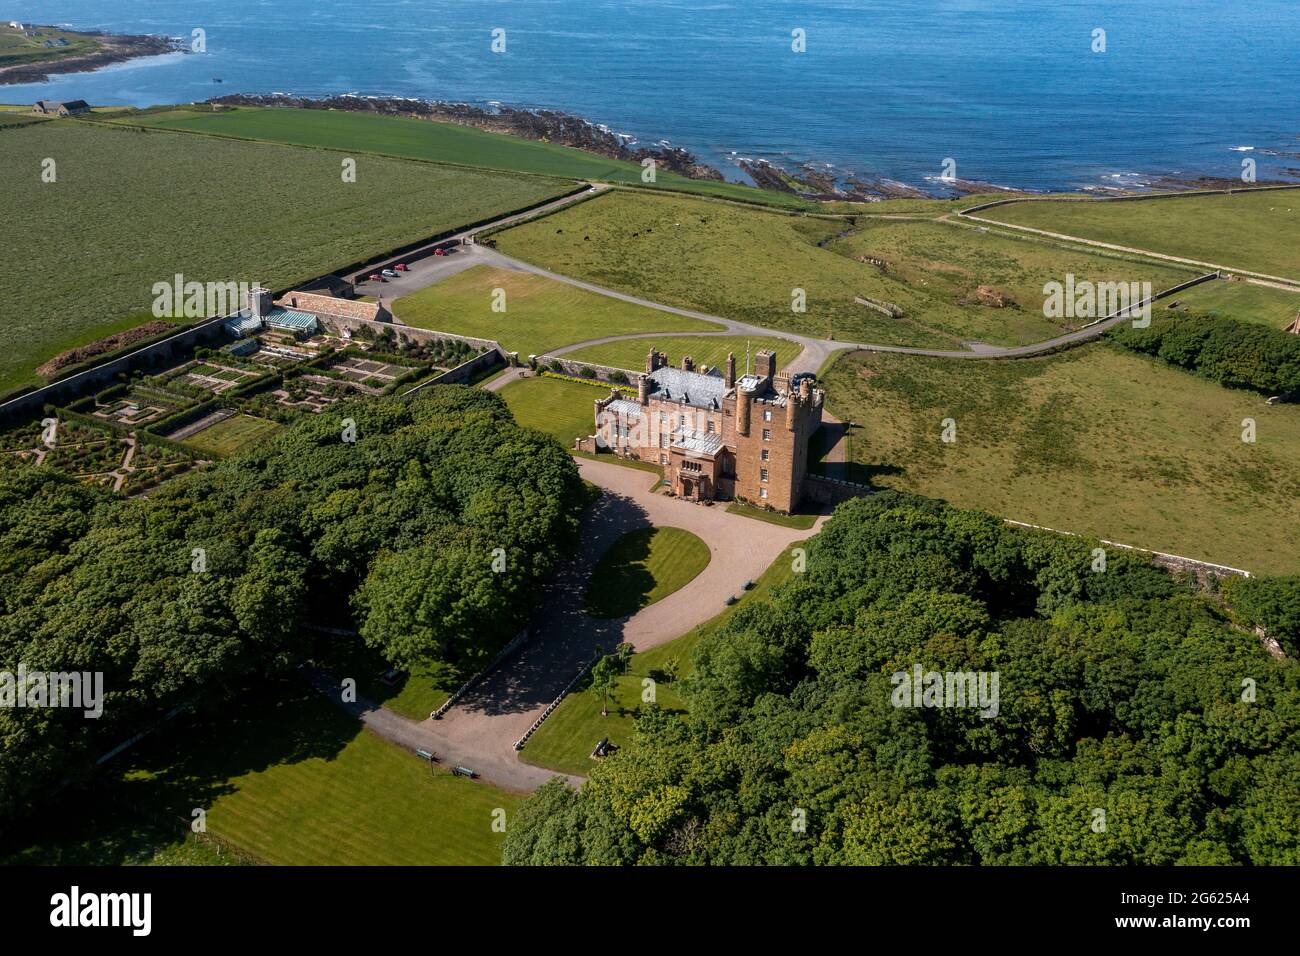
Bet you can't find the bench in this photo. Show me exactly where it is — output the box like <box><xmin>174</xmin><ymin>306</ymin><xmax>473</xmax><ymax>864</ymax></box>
<box><xmin>415</xmin><ymin>748</ymin><xmax>437</xmax><ymax>762</ymax></box>
<box><xmin>452</xmin><ymin>766</ymin><xmax>477</xmax><ymax>779</ymax></box>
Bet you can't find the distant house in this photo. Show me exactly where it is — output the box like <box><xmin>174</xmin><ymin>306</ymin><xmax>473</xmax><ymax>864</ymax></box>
<box><xmin>32</xmin><ymin>100</ymin><xmax>91</xmax><ymax>117</ymax></box>
<box><xmin>7</xmin><ymin>21</ymin><xmax>24</xmax><ymax>30</ymax></box>
<box><xmin>43</xmin><ymin>38</ymin><xmax>70</xmax><ymax>48</ymax></box>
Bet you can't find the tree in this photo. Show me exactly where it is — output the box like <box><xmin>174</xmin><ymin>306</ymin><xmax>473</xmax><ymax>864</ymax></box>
<box><xmin>614</xmin><ymin>642</ymin><xmax>635</xmax><ymax>673</ymax></box>
<box><xmin>590</xmin><ymin>655</ymin><xmax>621</xmax><ymax>717</ymax></box>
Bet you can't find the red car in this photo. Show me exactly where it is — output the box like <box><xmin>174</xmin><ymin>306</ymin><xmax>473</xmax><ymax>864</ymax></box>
<box><xmin>395</xmin><ymin>263</ymin><xmax>409</xmax><ymax>271</ymax></box>
<box><xmin>368</xmin><ymin>273</ymin><xmax>385</xmax><ymax>283</ymax></box>
<box><xmin>433</xmin><ymin>248</ymin><xmax>446</xmax><ymax>257</ymax></box>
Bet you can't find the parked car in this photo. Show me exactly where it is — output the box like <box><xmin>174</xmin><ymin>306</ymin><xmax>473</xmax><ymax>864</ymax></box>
<box><xmin>433</xmin><ymin>248</ymin><xmax>447</xmax><ymax>257</ymax></box>
<box><xmin>394</xmin><ymin>263</ymin><xmax>409</xmax><ymax>271</ymax></box>
<box><xmin>367</xmin><ymin>273</ymin><xmax>385</xmax><ymax>283</ymax></box>
<box><xmin>381</xmin><ymin>269</ymin><xmax>399</xmax><ymax>278</ymax></box>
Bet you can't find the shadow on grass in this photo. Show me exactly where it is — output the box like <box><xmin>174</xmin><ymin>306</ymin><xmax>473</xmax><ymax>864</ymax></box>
<box><xmin>0</xmin><ymin>677</ymin><xmax>352</xmax><ymax>865</ymax></box>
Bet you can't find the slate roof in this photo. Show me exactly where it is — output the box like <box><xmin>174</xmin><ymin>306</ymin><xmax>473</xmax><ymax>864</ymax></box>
<box><xmin>648</xmin><ymin>366</ymin><xmax>729</xmax><ymax>410</ymax></box>
<box><xmin>604</xmin><ymin>399</ymin><xmax>643</xmax><ymax>418</ymax></box>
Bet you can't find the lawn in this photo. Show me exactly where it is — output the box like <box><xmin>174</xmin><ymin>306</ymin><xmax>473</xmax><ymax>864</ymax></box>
<box><xmin>182</xmin><ymin>414</ymin><xmax>280</xmax><ymax>456</ymax></box>
<box><xmin>0</xmin><ymin>121</ymin><xmax>568</xmax><ymax>395</ymax></box>
<box><xmin>0</xmin><ymin>24</ymin><xmax>98</xmax><ymax>68</ymax></box>
<box><xmin>1165</xmin><ymin>278</ymin><xmax>1300</xmax><ymax>329</ymax></box>
<box><xmin>821</xmin><ymin>343</ymin><xmax>1300</xmax><ymax>575</ymax></box>
<box><xmin>976</xmin><ymin>191</ymin><xmax>1300</xmax><ymax>280</ymax></box>
<box><xmin>113</xmin><ymin>106</ymin><xmax>813</xmax><ymax>209</ymax></box>
<box><xmin>563</xmin><ymin>334</ymin><xmax>795</xmax><ymax>373</ymax></box>
<box><xmin>498</xmin><ymin>374</ymin><xmax>605</xmax><ymax>447</ymax></box>
<box><xmin>585</xmin><ymin>526</ymin><xmax>711</xmax><ymax>619</ymax></box>
<box><xmin>393</xmin><ymin>265</ymin><xmax>719</xmax><ymax>357</ymax></box>
<box><xmin>4</xmin><ymin>681</ymin><xmax>521</xmax><ymax>865</ymax></box>
<box><xmin>725</xmin><ymin>500</ymin><xmax>819</xmax><ymax>529</ymax></box>
<box><xmin>519</xmin><ymin>544</ymin><xmax>801</xmax><ymax>775</ymax></box>
<box><xmin>495</xmin><ymin>191</ymin><xmax>1190</xmax><ymax>349</ymax></box>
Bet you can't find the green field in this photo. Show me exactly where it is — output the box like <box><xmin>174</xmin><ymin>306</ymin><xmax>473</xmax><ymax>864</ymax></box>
<box><xmin>0</xmin><ymin>121</ymin><xmax>567</xmax><ymax>395</ymax></box>
<box><xmin>395</xmin><ymin>265</ymin><xmax>718</xmax><ymax>357</ymax></box>
<box><xmin>1165</xmin><ymin>278</ymin><xmax>1300</xmax><ymax>328</ymax></box>
<box><xmin>499</xmin><ymin>374</ymin><xmax>605</xmax><ymax>447</ymax></box>
<box><xmin>563</xmin><ymin>333</ymin><xmax>795</xmax><ymax>373</ymax></box>
<box><xmin>182</xmin><ymin>414</ymin><xmax>280</xmax><ymax>456</ymax></box>
<box><xmin>5</xmin><ymin>682</ymin><xmax>519</xmax><ymax>865</ymax></box>
<box><xmin>585</xmin><ymin>526</ymin><xmax>711</xmax><ymax>619</ymax></box>
<box><xmin>822</xmin><ymin>344</ymin><xmax>1300</xmax><ymax>575</ymax></box>
<box><xmin>113</xmin><ymin>106</ymin><xmax>812</xmax><ymax>209</ymax></box>
<box><xmin>725</xmin><ymin>500</ymin><xmax>819</xmax><ymax>529</ymax></box>
<box><xmin>977</xmin><ymin>191</ymin><xmax>1300</xmax><ymax>280</ymax></box>
<box><xmin>520</xmin><ymin>544</ymin><xmax>799</xmax><ymax>775</ymax></box>
<box><xmin>495</xmin><ymin>191</ymin><xmax>1191</xmax><ymax>349</ymax></box>
<box><xmin>0</xmin><ymin>24</ymin><xmax>98</xmax><ymax>68</ymax></box>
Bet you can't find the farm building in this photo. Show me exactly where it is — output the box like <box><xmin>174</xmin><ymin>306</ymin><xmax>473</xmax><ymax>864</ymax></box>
<box><xmin>32</xmin><ymin>100</ymin><xmax>91</xmax><ymax>117</ymax></box>
<box><xmin>224</xmin><ymin>287</ymin><xmax>320</xmax><ymax>338</ymax></box>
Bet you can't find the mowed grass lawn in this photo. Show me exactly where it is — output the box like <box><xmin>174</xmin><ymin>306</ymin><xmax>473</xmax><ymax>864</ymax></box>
<box><xmin>495</xmin><ymin>191</ymin><xmax>1189</xmax><ymax>349</ymax></box>
<box><xmin>4</xmin><ymin>682</ymin><xmax>520</xmax><ymax>865</ymax></box>
<box><xmin>115</xmin><ymin>106</ymin><xmax>812</xmax><ymax>209</ymax></box>
<box><xmin>498</xmin><ymin>374</ymin><xmax>605</xmax><ymax>447</ymax></box>
<box><xmin>394</xmin><ymin>265</ymin><xmax>719</xmax><ymax>357</ymax></box>
<box><xmin>182</xmin><ymin>414</ymin><xmax>280</xmax><ymax>456</ymax></box>
<box><xmin>1166</xmin><ymin>278</ymin><xmax>1300</xmax><ymax>329</ymax></box>
<box><xmin>585</xmin><ymin>526</ymin><xmax>711</xmax><ymax>619</ymax></box>
<box><xmin>823</xmin><ymin>344</ymin><xmax>1300</xmax><ymax>575</ymax></box>
<box><xmin>520</xmin><ymin>545</ymin><xmax>800</xmax><ymax>775</ymax></box>
<box><xmin>978</xmin><ymin>191</ymin><xmax>1300</xmax><ymax>280</ymax></box>
<box><xmin>564</xmin><ymin>334</ymin><xmax>795</xmax><ymax>373</ymax></box>
<box><xmin>0</xmin><ymin>121</ymin><xmax>567</xmax><ymax>395</ymax></box>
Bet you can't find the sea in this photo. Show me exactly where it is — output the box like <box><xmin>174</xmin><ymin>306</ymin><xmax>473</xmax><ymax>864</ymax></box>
<box><xmin>6</xmin><ymin>0</ymin><xmax>1300</xmax><ymax>192</ymax></box>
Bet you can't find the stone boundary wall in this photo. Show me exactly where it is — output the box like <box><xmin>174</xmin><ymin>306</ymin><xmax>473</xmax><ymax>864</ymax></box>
<box><xmin>1003</xmin><ymin>519</ymin><xmax>1252</xmax><ymax>579</ymax></box>
<box><xmin>532</xmin><ymin>352</ymin><xmax>639</xmax><ymax>385</ymax></box>
<box><xmin>316</xmin><ymin>314</ymin><xmax>500</xmax><ymax>352</ymax></box>
<box><xmin>402</xmin><ymin>346</ymin><xmax>507</xmax><ymax>396</ymax></box>
<box><xmin>803</xmin><ymin>473</ymin><xmax>874</xmax><ymax>506</ymax></box>
<box><xmin>431</xmin><ymin>629</ymin><xmax>530</xmax><ymax>720</ymax></box>
<box><xmin>0</xmin><ymin>317</ymin><xmax>228</xmax><ymax>425</ymax></box>
<box><xmin>513</xmin><ymin>656</ymin><xmax>597</xmax><ymax>752</ymax></box>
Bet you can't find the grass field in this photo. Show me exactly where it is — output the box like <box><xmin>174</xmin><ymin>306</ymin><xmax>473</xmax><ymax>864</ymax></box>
<box><xmin>585</xmin><ymin>526</ymin><xmax>711</xmax><ymax>619</ymax></box>
<box><xmin>395</xmin><ymin>265</ymin><xmax>718</xmax><ymax>357</ymax></box>
<box><xmin>113</xmin><ymin>106</ymin><xmax>813</xmax><ymax>209</ymax></box>
<box><xmin>5</xmin><ymin>681</ymin><xmax>519</xmax><ymax>865</ymax></box>
<box><xmin>0</xmin><ymin>24</ymin><xmax>98</xmax><ymax>68</ymax></box>
<box><xmin>822</xmin><ymin>344</ymin><xmax>1300</xmax><ymax>575</ymax></box>
<box><xmin>725</xmin><ymin>501</ymin><xmax>819</xmax><ymax>529</ymax></box>
<box><xmin>563</xmin><ymin>334</ymin><xmax>795</xmax><ymax>373</ymax></box>
<box><xmin>0</xmin><ymin>121</ymin><xmax>567</xmax><ymax>395</ymax></box>
<box><xmin>495</xmin><ymin>191</ymin><xmax>1192</xmax><ymax>349</ymax></box>
<box><xmin>520</xmin><ymin>544</ymin><xmax>800</xmax><ymax>775</ymax></box>
<box><xmin>182</xmin><ymin>414</ymin><xmax>280</xmax><ymax>456</ymax></box>
<box><xmin>499</xmin><ymin>374</ymin><xmax>604</xmax><ymax>447</ymax></box>
<box><xmin>1165</xmin><ymin>278</ymin><xmax>1300</xmax><ymax>328</ymax></box>
<box><xmin>977</xmin><ymin>191</ymin><xmax>1300</xmax><ymax>280</ymax></box>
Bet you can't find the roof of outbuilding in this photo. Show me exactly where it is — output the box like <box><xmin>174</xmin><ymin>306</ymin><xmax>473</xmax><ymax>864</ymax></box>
<box><xmin>671</xmin><ymin>429</ymin><xmax>724</xmax><ymax>457</ymax></box>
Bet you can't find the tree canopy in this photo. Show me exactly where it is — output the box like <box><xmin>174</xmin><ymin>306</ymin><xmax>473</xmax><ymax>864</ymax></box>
<box><xmin>504</xmin><ymin>492</ymin><xmax>1300</xmax><ymax>865</ymax></box>
<box><xmin>0</xmin><ymin>386</ymin><xmax>585</xmax><ymax>820</ymax></box>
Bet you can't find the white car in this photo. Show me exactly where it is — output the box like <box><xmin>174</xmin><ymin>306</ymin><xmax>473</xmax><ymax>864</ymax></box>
<box><xmin>381</xmin><ymin>269</ymin><xmax>399</xmax><ymax>278</ymax></box>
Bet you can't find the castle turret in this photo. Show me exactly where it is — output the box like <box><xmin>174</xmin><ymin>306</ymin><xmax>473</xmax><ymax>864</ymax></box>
<box><xmin>637</xmin><ymin>374</ymin><xmax>649</xmax><ymax>404</ymax></box>
<box><xmin>725</xmin><ymin>352</ymin><xmax>736</xmax><ymax>388</ymax></box>
<box><xmin>681</xmin><ymin>355</ymin><xmax>694</xmax><ymax>372</ymax></box>
<box><xmin>737</xmin><ymin>379</ymin><xmax>753</xmax><ymax>436</ymax></box>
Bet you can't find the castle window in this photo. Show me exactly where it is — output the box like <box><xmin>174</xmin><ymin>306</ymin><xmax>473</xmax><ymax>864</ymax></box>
<box><xmin>762</xmin><ymin>429</ymin><xmax>771</xmax><ymax>441</ymax></box>
<box><xmin>760</xmin><ymin>468</ymin><xmax>769</xmax><ymax>482</ymax></box>
<box><xmin>761</xmin><ymin>449</ymin><xmax>770</xmax><ymax>461</ymax></box>
<box><xmin>707</xmin><ymin>419</ymin><xmax>715</xmax><ymax>433</ymax></box>
<box><xmin>763</xmin><ymin>408</ymin><xmax>773</xmax><ymax>422</ymax></box>
<box><xmin>659</xmin><ymin>434</ymin><xmax>667</xmax><ymax>448</ymax></box>
<box><xmin>759</xmin><ymin>488</ymin><xmax>768</xmax><ymax>500</ymax></box>
<box><xmin>660</xmin><ymin>454</ymin><xmax>667</xmax><ymax>466</ymax></box>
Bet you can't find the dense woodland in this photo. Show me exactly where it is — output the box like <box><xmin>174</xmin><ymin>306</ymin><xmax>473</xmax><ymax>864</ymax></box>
<box><xmin>1109</xmin><ymin>310</ymin><xmax>1300</xmax><ymax>396</ymax></box>
<box><xmin>0</xmin><ymin>387</ymin><xmax>587</xmax><ymax>821</ymax></box>
<box><xmin>505</xmin><ymin>493</ymin><xmax>1300</xmax><ymax>865</ymax></box>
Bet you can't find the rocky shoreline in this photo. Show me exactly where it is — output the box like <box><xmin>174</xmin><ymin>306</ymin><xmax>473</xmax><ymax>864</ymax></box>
<box><xmin>203</xmin><ymin>92</ymin><xmax>1295</xmax><ymax>205</ymax></box>
<box><xmin>0</xmin><ymin>26</ymin><xmax>187</xmax><ymax>86</ymax></box>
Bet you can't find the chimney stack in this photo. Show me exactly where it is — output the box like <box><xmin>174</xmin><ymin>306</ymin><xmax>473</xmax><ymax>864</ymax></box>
<box><xmin>755</xmin><ymin>349</ymin><xmax>776</xmax><ymax>385</ymax></box>
<box><xmin>637</xmin><ymin>374</ymin><xmax>649</xmax><ymax>404</ymax></box>
<box><xmin>725</xmin><ymin>352</ymin><xmax>736</xmax><ymax>388</ymax></box>
<box><xmin>248</xmin><ymin>286</ymin><xmax>273</xmax><ymax>319</ymax></box>
<box><xmin>682</xmin><ymin>355</ymin><xmax>694</xmax><ymax>372</ymax></box>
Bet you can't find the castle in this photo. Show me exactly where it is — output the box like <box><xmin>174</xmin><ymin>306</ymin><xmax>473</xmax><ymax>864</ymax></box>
<box><xmin>578</xmin><ymin>348</ymin><xmax>824</xmax><ymax>512</ymax></box>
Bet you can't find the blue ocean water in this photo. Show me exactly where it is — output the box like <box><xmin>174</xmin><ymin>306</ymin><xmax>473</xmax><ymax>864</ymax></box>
<box><xmin>6</xmin><ymin>0</ymin><xmax>1300</xmax><ymax>191</ymax></box>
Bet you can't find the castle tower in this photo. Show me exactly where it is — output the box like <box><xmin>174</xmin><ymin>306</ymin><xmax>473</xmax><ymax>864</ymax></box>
<box><xmin>637</xmin><ymin>374</ymin><xmax>649</xmax><ymax>404</ymax></box>
<box><xmin>754</xmin><ymin>349</ymin><xmax>776</xmax><ymax>386</ymax></box>
<box><xmin>725</xmin><ymin>352</ymin><xmax>736</xmax><ymax>388</ymax></box>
